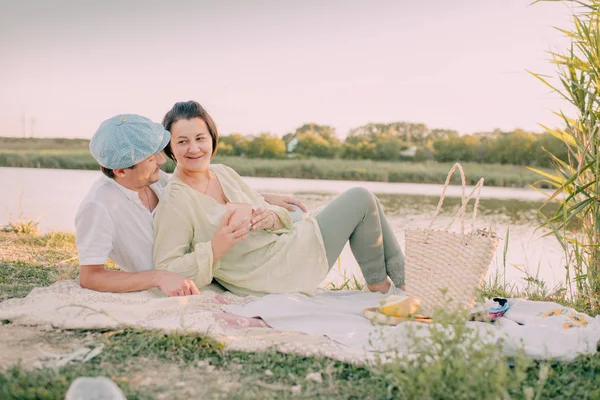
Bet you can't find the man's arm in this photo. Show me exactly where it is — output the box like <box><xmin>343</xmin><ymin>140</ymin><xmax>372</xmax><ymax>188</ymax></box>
<box><xmin>75</xmin><ymin>200</ymin><xmax>198</xmax><ymax>296</ymax></box>
<box><xmin>262</xmin><ymin>194</ymin><xmax>307</xmax><ymax>212</ymax></box>
<box><xmin>79</xmin><ymin>265</ymin><xmax>199</xmax><ymax>296</ymax></box>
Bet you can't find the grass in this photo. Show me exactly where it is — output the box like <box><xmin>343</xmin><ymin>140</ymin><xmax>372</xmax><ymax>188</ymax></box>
<box><xmin>1</xmin><ymin>229</ymin><xmax>599</xmax><ymax>399</ymax></box>
<box><xmin>0</xmin><ymin>145</ymin><xmax>554</xmax><ymax>188</ymax></box>
<box><xmin>323</xmin><ymin>259</ymin><xmax>365</xmax><ymax>291</ymax></box>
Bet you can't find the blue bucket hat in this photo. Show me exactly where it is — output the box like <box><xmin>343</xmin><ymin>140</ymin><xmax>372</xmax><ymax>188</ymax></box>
<box><xmin>89</xmin><ymin>114</ymin><xmax>171</xmax><ymax>169</ymax></box>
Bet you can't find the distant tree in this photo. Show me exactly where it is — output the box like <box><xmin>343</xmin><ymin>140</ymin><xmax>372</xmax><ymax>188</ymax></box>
<box><xmin>372</xmin><ymin>133</ymin><xmax>407</xmax><ymax>161</ymax></box>
<box><xmin>341</xmin><ymin>135</ymin><xmax>376</xmax><ymax>159</ymax></box>
<box><xmin>429</xmin><ymin>129</ymin><xmax>459</xmax><ymax>142</ymax></box>
<box><xmin>389</xmin><ymin>122</ymin><xmax>428</xmax><ymax>144</ymax></box>
<box><xmin>349</xmin><ymin>122</ymin><xmax>429</xmax><ymax>145</ymax></box>
<box><xmin>245</xmin><ymin>133</ymin><xmax>286</xmax><ymax>159</ymax></box>
<box><xmin>413</xmin><ymin>146</ymin><xmax>434</xmax><ymax>161</ymax></box>
<box><xmin>216</xmin><ymin>141</ymin><xmax>234</xmax><ymax>156</ymax></box>
<box><xmin>295</xmin><ymin>123</ymin><xmax>335</xmax><ymax>136</ymax></box>
<box><xmin>348</xmin><ymin>123</ymin><xmax>389</xmax><ymax>137</ymax></box>
<box><xmin>475</xmin><ymin>136</ymin><xmax>494</xmax><ymax>163</ymax></box>
<box><xmin>293</xmin><ymin>123</ymin><xmax>341</xmax><ymax>158</ymax></box>
<box><xmin>430</xmin><ymin>129</ymin><xmax>561</xmax><ymax>166</ymax></box>
<box><xmin>433</xmin><ymin>135</ymin><xmax>480</xmax><ymax>162</ymax></box>
<box><xmin>295</xmin><ymin>132</ymin><xmax>340</xmax><ymax>158</ymax></box>
<box><xmin>220</xmin><ymin>134</ymin><xmax>249</xmax><ymax>156</ymax></box>
<box><xmin>492</xmin><ymin>129</ymin><xmax>537</xmax><ymax>165</ymax></box>
<box><xmin>533</xmin><ymin>132</ymin><xmax>568</xmax><ymax>167</ymax></box>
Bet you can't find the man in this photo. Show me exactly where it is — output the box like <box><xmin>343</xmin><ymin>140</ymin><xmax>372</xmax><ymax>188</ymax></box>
<box><xmin>75</xmin><ymin>114</ymin><xmax>306</xmax><ymax>297</ymax></box>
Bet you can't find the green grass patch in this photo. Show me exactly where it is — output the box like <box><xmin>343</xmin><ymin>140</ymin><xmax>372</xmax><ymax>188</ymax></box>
<box><xmin>0</xmin><ymin>231</ymin><xmax>80</xmax><ymax>301</ymax></box>
<box><xmin>0</xmin><ymin>261</ymin><xmax>56</xmax><ymax>301</ymax></box>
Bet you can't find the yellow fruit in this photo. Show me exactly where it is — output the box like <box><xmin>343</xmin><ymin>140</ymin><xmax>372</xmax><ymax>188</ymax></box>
<box><xmin>378</xmin><ymin>296</ymin><xmax>420</xmax><ymax>317</ymax></box>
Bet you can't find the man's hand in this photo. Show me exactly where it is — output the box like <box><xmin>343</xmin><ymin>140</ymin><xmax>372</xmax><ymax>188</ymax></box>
<box><xmin>262</xmin><ymin>194</ymin><xmax>307</xmax><ymax>212</ymax></box>
<box><xmin>211</xmin><ymin>208</ymin><xmax>252</xmax><ymax>261</ymax></box>
<box><xmin>155</xmin><ymin>270</ymin><xmax>200</xmax><ymax>296</ymax></box>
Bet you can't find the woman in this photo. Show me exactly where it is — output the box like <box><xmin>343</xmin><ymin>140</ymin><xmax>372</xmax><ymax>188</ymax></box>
<box><xmin>153</xmin><ymin>100</ymin><xmax>405</xmax><ymax>296</ymax></box>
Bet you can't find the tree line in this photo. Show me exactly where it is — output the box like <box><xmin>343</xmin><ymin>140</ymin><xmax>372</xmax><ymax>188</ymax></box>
<box><xmin>218</xmin><ymin>122</ymin><xmax>568</xmax><ymax>167</ymax></box>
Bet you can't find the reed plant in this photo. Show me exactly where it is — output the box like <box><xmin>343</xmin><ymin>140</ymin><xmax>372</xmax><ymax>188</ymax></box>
<box><xmin>530</xmin><ymin>0</ymin><xmax>600</xmax><ymax>306</ymax></box>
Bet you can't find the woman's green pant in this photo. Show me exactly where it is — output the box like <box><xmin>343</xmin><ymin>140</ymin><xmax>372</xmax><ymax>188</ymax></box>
<box><xmin>314</xmin><ymin>187</ymin><xmax>405</xmax><ymax>286</ymax></box>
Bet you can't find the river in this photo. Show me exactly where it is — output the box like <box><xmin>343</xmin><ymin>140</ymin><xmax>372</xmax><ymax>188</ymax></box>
<box><xmin>0</xmin><ymin>167</ymin><xmax>565</xmax><ymax>290</ymax></box>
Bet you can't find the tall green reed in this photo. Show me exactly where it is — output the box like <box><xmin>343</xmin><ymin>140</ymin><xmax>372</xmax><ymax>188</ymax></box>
<box><xmin>530</xmin><ymin>0</ymin><xmax>600</xmax><ymax>305</ymax></box>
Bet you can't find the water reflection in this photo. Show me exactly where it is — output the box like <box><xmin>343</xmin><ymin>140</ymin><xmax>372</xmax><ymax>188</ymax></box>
<box><xmin>295</xmin><ymin>191</ymin><xmax>565</xmax><ymax>290</ymax></box>
<box><xmin>299</xmin><ymin>191</ymin><xmax>555</xmax><ymax>225</ymax></box>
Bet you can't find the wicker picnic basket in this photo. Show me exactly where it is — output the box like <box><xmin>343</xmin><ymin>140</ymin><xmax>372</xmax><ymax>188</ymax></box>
<box><xmin>405</xmin><ymin>163</ymin><xmax>500</xmax><ymax>316</ymax></box>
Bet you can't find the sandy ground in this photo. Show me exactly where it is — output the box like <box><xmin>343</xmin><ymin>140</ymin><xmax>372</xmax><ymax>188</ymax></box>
<box><xmin>0</xmin><ymin>323</ymin><xmax>244</xmax><ymax>398</ymax></box>
<box><xmin>0</xmin><ymin>324</ymin><xmax>90</xmax><ymax>370</ymax></box>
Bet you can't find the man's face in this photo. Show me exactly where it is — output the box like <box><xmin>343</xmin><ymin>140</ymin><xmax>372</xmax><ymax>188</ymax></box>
<box><xmin>121</xmin><ymin>152</ymin><xmax>166</xmax><ymax>188</ymax></box>
<box><xmin>170</xmin><ymin>117</ymin><xmax>213</xmax><ymax>173</ymax></box>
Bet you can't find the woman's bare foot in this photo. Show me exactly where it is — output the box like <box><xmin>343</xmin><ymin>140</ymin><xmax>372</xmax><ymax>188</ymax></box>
<box><xmin>367</xmin><ymin>279</ymin><xmax>391</xmax><ymax>294</ymax></box>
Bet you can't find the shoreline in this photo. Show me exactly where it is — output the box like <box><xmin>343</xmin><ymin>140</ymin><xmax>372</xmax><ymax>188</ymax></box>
<box><xmin>0</xmin><ymin>156</ymin><xmax>553</xmax><ymax>189</ymax></box>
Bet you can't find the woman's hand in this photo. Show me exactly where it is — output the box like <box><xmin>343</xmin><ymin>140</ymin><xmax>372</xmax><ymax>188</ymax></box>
<box><xmin>250</xmin><ymin>207</ymin><xmax>277</xmax><ymax>231</ymax></box>
<box><xmin>211</xmin><ymin>208</ymin><xmax>252</xmax><ymax>261</ymax></box>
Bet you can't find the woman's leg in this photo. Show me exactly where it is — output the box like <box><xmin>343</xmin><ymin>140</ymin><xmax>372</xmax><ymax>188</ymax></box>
<box><xmin>373</xmin><ymin>196</ymin><xmax>405</xmax><ymax>288</ymax></box>
<box><xmin>314</xmin><ymin>187</ymin><xmax>404</xmax><ymax>290</ymax></box>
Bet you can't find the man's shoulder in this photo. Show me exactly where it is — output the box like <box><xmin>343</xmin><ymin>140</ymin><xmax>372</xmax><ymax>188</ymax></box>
<box><xmin>75</xmin><ymin>176</ymin><xmax>124</xmax><ymax>220</ymax></box>
<box><xmin>80</xmin><ymin>176</ymin><xmax>120</xmax><ymax>204</ymax></box>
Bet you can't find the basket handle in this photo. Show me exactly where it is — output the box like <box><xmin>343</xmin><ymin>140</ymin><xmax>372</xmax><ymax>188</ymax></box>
<box><xmin>428</xmin><ymin>163</ymin><xmax>485</xmax><ymax>236</ymax></box>
<box><xmin>448</xmin><ymin>177</ymin><xmax>485</xmax><ymax>235</ymax></box>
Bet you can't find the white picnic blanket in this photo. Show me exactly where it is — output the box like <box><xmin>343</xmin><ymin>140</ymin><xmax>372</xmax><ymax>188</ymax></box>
<box><xmin>1</xmin><ymin>280</ymin><xmax>598</xmax><ymax>363</ymax></box>
<box><xmin>224</xmin><ymin>291</ymin><xmax>600</xmax><ymax>361</ymax></box>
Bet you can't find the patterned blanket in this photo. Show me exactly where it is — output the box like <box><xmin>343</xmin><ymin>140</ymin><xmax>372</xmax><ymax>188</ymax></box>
<box><xmin>0</xmin><ymin>280</ymin><xmax>368</xmax><ymax>364</ymax></box>
<box><xmin>1</xmin><ymin>280</ymin><xmax>599</xmax><ymax>364</ymax></box>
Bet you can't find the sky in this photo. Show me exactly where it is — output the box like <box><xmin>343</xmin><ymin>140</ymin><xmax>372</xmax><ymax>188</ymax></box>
<box><xmin>0</xmin><ymin>0</ymin><xmax>578</xmax><ymax>139</ymax></box>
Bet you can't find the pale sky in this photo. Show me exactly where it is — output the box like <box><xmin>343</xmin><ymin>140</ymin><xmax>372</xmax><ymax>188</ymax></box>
<box><xmin>0</xmin><ymin>0</ymin><xmax>577</xmax><ymax>139</ymax></box>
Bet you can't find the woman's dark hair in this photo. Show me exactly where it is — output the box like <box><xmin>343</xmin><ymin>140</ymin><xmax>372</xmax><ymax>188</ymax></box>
<box><xmin>162</xmin><ymin>101</ymin><xmax>219</xmax><ymax>162</ymax></box>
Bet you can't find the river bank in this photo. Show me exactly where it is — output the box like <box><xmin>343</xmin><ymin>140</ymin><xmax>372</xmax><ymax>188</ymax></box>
<box><xmin>0</xmin><ymin>149</ymin><xmax>552</xmax><ymax>188</ymax></box>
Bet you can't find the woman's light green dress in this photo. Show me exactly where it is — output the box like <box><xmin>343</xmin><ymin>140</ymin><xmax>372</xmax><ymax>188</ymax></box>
<box><xmin>153</xmin><ymin>164</ymin><xmax>329</xmax><ymax>296</ymax></box>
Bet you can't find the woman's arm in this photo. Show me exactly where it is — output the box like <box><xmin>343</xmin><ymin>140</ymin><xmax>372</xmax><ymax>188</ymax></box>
<box><xmin>153</xmin><ymin>192</ymin><xmax>252</xmax><ymax>288</ymax></box>
<box><xmin>153</xmin><ymin>199</ymin><xmax>217</xmax><ymax>289</ymax></box>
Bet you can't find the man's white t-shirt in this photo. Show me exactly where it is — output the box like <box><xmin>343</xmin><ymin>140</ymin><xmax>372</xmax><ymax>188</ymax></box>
<box><xmin>74</xmin><ymin>171</ymin><xmax>169</xmax><ymax>272</ymax></box>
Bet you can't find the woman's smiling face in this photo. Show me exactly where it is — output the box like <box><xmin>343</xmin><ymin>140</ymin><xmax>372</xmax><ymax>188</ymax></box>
<box><xmin>169</xmin><ymin>117</ymin><xmax>213</xmax><ymax>172</ymax></box>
